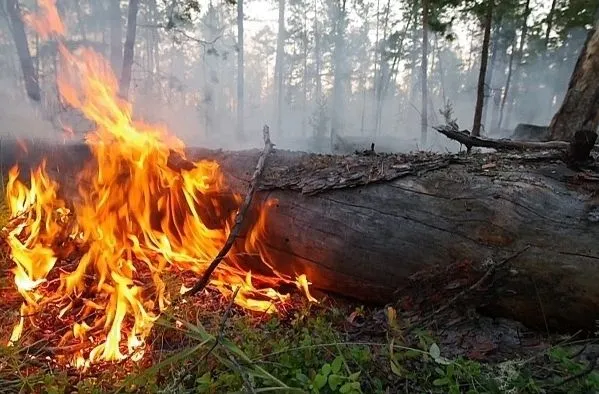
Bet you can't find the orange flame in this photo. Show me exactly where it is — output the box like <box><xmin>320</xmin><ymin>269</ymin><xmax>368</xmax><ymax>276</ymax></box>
<box><xmin>22</xmin><ymin>0</ymin><xmax>65</xmax><ymax>40</ymax></box>
<box><xmin>5</xmin><ymin>0</ymin><xmax>315</xmax><ymax>365</ymax></box>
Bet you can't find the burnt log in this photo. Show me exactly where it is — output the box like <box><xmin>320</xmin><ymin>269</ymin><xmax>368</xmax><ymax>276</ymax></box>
<box><xmin>3</xmin><ymin>139</ymin><xmax>599</xmax><ymax>333</ymax></box>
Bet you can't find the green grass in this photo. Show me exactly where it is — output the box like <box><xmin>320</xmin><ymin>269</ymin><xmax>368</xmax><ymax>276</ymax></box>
<box><xmin>1</xmin><ymin>296</ymin><xmax>598</xmax><ymax>394</ymax></box>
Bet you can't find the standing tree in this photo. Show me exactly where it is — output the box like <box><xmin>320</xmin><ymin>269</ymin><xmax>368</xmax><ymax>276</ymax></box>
<box><xmin>330</xmin><ymin>0</ymin><xmax>348</xmax><ymax>146</ymax></box>
<box><xmin>471</xmin><ymin>0</ymin><xmax>493</xmax><ymax>137</ymax></box>
<box><xmin>110</xmin><ymin>0</ymin><xmax>123</xmax><ymax>73</ymax></box>
<box><xmin>5</xmin><ymin>0</ymin><xmax>41</xmax><ymax>101</ymax></box>
<box><xmin>274</xmin><ymin>0</ymin><xmax>286</xmax><ymax>135</ymax></box>
<box><xmin>421</xmin><ymin>0</ymin><xmax>429</xmax><ymax>144</ymax></box>
<box><xmin>549</xmin><ymin>25</ymin><xmax>599</xmax><ymax>141</ymax></box>
<box><xmin>237</xmin><ymin>0</ymin><xmax>244</xmax><ymax>139</ymax></box>
<box><xmin>120</xmin><ymin>0</ymin><xmax>140</xmax><ymax>99</ymax></box>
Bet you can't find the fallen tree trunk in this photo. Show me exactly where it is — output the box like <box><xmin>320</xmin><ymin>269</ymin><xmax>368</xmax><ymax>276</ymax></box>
<box><xmin>3</xmin><ymin>140</ymin><xmax>599</xmax><ymax>332</ymax></box>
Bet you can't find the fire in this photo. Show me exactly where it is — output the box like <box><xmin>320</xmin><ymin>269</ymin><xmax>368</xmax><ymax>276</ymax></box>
<box><xmin>4</xmin><ymin>1</ymin><xmax>315</xmax><ymax>365</ymax></box>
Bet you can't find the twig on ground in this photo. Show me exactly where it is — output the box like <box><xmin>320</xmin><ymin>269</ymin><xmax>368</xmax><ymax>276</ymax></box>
<box><xmin>183</xmin><ymin>125</ymin><xmax>274</xmax><ymax>298</ymax></box>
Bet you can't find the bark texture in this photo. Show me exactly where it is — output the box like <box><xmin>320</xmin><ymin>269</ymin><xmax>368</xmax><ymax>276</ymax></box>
<box><xmin>4</xmin><ymin>142</ymin><xmax>599</xmax><ymax>333</ymax></box>
<box><xmin>549</xmin><ymin>27</ymin><xmax>599</xmax><ymax>141</ymax></box>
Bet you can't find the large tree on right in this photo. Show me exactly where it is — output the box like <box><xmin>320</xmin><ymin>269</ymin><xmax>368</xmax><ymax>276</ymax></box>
<box><xmin>549</xmin><ymin>24</ymin><xmax>599</xmax><ymax>141</ymax></box>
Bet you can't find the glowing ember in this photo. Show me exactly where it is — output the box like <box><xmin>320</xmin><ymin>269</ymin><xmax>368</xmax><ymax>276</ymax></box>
<box><xmin>4</xmin><ymin>1</ymin><xmax>315</xmax><ymax>365</ymax></box>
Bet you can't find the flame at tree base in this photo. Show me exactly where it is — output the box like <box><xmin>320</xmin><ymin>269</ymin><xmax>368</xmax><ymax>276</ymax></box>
<box><xmin>3</xmin><ymin>0</ymin><xmax>315</xmax><ymax>367</ymax></box>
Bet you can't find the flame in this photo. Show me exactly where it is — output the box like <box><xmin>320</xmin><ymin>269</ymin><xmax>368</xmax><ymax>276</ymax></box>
<box><xmin>22</xmin><ymin>0</ymin><xmax>65</xmax><ymax>40</ymax></box>
<box><xmin>5</xmin><ymin>1</ymin><xmax>315</xmax><ymax>365</ymax></box>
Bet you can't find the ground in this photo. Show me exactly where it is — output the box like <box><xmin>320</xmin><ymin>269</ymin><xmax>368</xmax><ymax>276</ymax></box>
<box><xmin>0</xmin><ymin>196</ymin><xmax>598</xmax><ymax>393</ymax></box>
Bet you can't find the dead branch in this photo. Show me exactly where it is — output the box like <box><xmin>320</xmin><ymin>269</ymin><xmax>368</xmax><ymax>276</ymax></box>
<box><xmin>433</xmin><ymin>124</ymin><xmax>571</xmax><ymax>152</ymax></box>
<box><xmin>183</xmin><ymin>125</ymin><xmax>274</xmax><ymax>298</ymax></box>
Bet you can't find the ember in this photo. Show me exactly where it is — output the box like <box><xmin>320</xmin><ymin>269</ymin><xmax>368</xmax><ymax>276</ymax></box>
<box><xmin>3</xmin><ymin>0</ymin><xmax>314</xmax><ymax>367</ymax></box>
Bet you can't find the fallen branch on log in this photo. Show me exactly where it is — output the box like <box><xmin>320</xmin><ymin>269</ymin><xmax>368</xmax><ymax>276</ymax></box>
<box><xmin>183</xmin><ymin>125</ymin><xmax>274</xmax><ymax>298</ymax></box>
<box><xmin>433</xmin><ymin>124</ymin><xmax>571</xmax><ymax>152</ymax></box>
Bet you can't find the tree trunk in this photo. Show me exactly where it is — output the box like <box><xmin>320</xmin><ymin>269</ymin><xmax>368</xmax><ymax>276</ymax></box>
<box><xmin>498</xmin><ymin>38</ymin><xmax>516</xmax><ymax>131</ymax></box>
<box><xmin>549</xmin><ymin>27</ymin><xmax>599</xmax><ymax>141</ymax></box>
<box><xmin>482</xmin><ymin>21</ymin><xmax>501</xmax><ymax>132</ymax></box>
<box><xmin>503</xmin><ymin>0</ymin><xmax>531</xmax><ymax>131</ymax></box>
<box><xmin>544</xmin><ymin>0</ymin><xmax>557</xmax><ymax>49</ymax></box>
<box><xmin>472</xmin><ymin>0</ymin><xmax>493</xmax><ymax>137</ymax></box>
<box><xmin>119</xmin><ymin>0</ymin><xmax>139</xmax><ymax>100</ymax></box>
<box><xmin>421</xmin><ymin>0</ymin><xmax>429</xmax><ymax>145</ymax></box>
<box><xmin>237</xmin><ymin>0</ymin><xmax>245</xmax><ymax>140</ymax></box>
<box><xmin>274</xmin><ymin>0</ymin><xmax>286</xmax><ymax>136</ymax></box>
<box><xmin>8</xmin><ymin>142</ymin><xmax>599</xmax><ymax>333</ymax></box>
<box><xmin>6</xmin><ymin>0</ymin><xmax>41</xmax><ymax>102</ymax></box>
<box><xmin>330</xmin><ymin>0</ymin><xmax>347</xmax><ymax>147</ymax></box>
<box><xmin>110</xmin><ymin>0</ymin><xmax>123</xmax><ymax>74</ymax></box>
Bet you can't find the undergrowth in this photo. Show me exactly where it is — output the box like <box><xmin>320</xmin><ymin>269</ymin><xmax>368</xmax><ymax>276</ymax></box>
<box><xmin>1</xmin><ymin>298</ymin><xmax>598</xmax><ymax>393</ymax></box>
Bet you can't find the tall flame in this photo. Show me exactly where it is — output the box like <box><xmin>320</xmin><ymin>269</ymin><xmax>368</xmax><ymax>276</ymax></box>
<box><xmin>5</xmin><ymin>1</ymin><xmax>315</xmax><ymax>365</ymax></box>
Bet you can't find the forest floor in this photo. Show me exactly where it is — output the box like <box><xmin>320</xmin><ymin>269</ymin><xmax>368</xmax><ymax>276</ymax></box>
<box><xmin>0</xmin><ymin>201</ymin><xmax>598</xmax><ymax>393</ymax></box>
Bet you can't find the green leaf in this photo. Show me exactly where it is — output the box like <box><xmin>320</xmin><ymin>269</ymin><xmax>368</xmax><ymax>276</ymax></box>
<box><xmin>339</xmin><ymin>382</ymin><xmax>352</xmax><ymax>393</ymax></box>
<box><xmin>390</xmin><ymin>359</ymin><xmax>404</xmax><ymax>377</ymax></box>
<box><xmin>328</xmin><ymin>374</ymin><xmax>343</xmax><ymax>391</ymax></box>
<box><xmin>331</xmin><ymin>356</ymin><xmax>343</xmax><ymax>374</ymax></box>
<box><xmin>429</xmin><ymin>343</ymin><xmax>451</xmax><ymax>365</ymax></box>
<box><xmin>314</xmin><ymin>374</ymin><xmax>327</xmax><ymax>390</ymax></box>
<box><xmin>433</xmin><ymin>377</ymin><xmax>450</xmax><ymax>386</ymax></box>
<box><xmin>321</xmin><ymin>363</ymin><xmax>331</xmax><ymax>376</ymax></box>
<box><xmin>348</xmin><ymin>371</ymin><xmax>361</xmax><ymax>380</ymax></box>
<box><xmin>350</xmin><ymin>381</ymin><xmax>361</xmax><ymax>389</ymax></box>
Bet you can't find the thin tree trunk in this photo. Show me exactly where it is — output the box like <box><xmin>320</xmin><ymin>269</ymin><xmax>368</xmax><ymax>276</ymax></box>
<box><xmin>274</xmin><ymin>0</ymin><xmax>286</xmax><ymax>136</ymax></box>
<box><xmin>549</xmin><ymin>27</ymin><xmax>599</xmax><ymax>141</ymax></box>
<box><xmin>544</xmin><ymin>0</ymin><xmax>557</xmax><ymax>49</ymax></box>
<box><xmin>6</xmin><ymin>0</ymin><xmax>41</xmax><ymax>102</ymax></box>
<box><xmin>503</xmin><ymin>0</ymin><xmax>530</xmax><ymax>130</ymax></box>
<box><xmin>498</xmin><ymin>39</ymin><xmax>516</xmax><ymax>130</ymax></box>
<box><xmin>119</xmin><ymin>0</ymin><xmax>139</xmax><ymax>100</ymax></box>
<box><xmin>330</xmin><ymin>0</ymin><xmax>347</xmax><ymax>146</ymax></box>
<box><xmin>472</xmin><ymin>0</ymin><xmax>493</xmax><ymax>137</ymax></box>
<box><xmin>110</xmin><ymin>0</ymin><xmax>123</xmax><ymax>73</ymax></box>
<box><xmin>482</xmin><ymin>21</ymin><xmax>500</xmax><ymax>132</ymax></box>
<box><xmin>301</xmin><ymin>10</ymin><xmax>308</xmax><ymax>136</ymax></box>
<box><xmin>237</xmin><ymin>0</ymin><xmax>244</xmax><ymax>139</ymax></box>
<box><xmin>421</xmin><ymin>0</ymin><xmax>429</xmax><ymax>145</ymax></box>
<box><xmin>374</xmin><ymin>0</ymin><xmax>391</xmax><ymax>137</ymax></box>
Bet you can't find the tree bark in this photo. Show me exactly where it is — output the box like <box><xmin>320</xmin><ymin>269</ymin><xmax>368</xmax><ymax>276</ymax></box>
<box><xmin>119</xmin><ymin>0</ymin><xmax>139</xmax><ymax>99</ymax></box>
<box><xmin>110</xmin><ymin>0</ymin><xmax>123</xmax><ymax>74</ymax></box>
<box><xmin>472</xmin><ymin>0</ymin><xmax>493</xmax><ymax>137</ymax></box>
<box><xmin>6</xmin><ymin>142</ymin><xmax>599</xmax><ymax>333</ymax></box>
<box><xmin>6</xmin><ymin>0</ymin><xmax>41</xmax><ymax>102</ymax></box>
<box><xmin>421</xmin><ymin>0</ymin><xmax>429</xmax><ymax>145</ymax></box>
<box><xmin>549</xmin><ymin>27</ymin><xmax>599</xmax><ymax>141</ymax></box>
<box><xmin>237</xmin><ymin>0</ymin><xmax>245</xmax><ymax>139</ymax></box>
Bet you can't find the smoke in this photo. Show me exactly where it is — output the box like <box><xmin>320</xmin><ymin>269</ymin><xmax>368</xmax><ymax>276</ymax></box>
<box><xmin>0</xmin><ymin>0</ymin><xmax>587</xmax><ymax>155</ymax></box>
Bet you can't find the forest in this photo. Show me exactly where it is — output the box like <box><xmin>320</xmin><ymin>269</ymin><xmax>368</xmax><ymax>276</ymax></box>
<box><xmin>1</xmin><ymin>0</ymin><xmax>599</xmax><ymax>392</ymax></box>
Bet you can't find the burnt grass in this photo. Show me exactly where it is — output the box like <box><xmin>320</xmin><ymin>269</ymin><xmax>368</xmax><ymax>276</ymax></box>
<box><xmin>0</xmin><ymin>205</ymin><xmax>598</xmax><ymax>392</ymax></box>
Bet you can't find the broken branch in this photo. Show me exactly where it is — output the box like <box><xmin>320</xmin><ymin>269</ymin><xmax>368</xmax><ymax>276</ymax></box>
<box><xmin>183</xmin><ymin>125</ymin><xmax>274</xmax><ymax>298</ymax></box>
<box><xmin>433</xmin><ymin>124</ymin><xmax>571</xmax><ymax>152</ymax></box>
